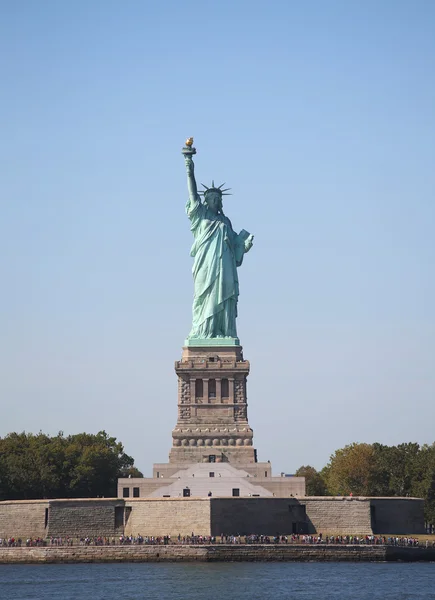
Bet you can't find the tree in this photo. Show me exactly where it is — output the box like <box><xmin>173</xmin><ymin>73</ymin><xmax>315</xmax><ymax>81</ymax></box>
<box><xmin>322</xmin><ymin>443</ymin><xmax>376</xmax><ymax>496</ymax></box>
<box><xmin>0</xmin><ymin>430</ymin><xmax>139</xmax><ymax>500</ymax></box>
<box><xmin>120</xmin><ymin>466</ymin><xmax>144</xmax><ymax>478</ymax></box>
<box><xmin>411</xmin><ymin>444</ymin><xmax>435</xmax><ymax>524</ymax></box>
<box><xmin>371</xmin><ymin>442</ymin><xmax>421</xmax><ymax>497</ymax></box>
<box><xmin>295</xmin><ymin>465</ymin><xmax>326</xmax><ymax>495</ymax></box>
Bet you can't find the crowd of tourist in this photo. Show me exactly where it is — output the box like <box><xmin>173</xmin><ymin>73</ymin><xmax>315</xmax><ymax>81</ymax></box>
<box><xmin>0</xmin><ymin>534</ymin><xmax>434</xmax><ymax>548</ymax></box>
<box><xmin>216</xmin><ymin>534</ymin><xmax>426</xmax><ymax>546</ymax></box>
<box><xmin>295</xmin><ymin>534</ymin><xmax>423</xmax><ymax>546</ymax></box>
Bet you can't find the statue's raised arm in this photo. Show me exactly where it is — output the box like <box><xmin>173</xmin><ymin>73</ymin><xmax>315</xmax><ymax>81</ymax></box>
<box><xmin>182</xmin><ymin>137</ymin><xmax>198</xmax><ymax>202</ymax></box>
<box><xmin>185</xmin><ymin>155</ymin><xmax>198</xmax><ymax>199</ymax></box>
<box><xmin>180</xmin><ymin>138</ymin><xmax>254</xmax><ymax>345</ymax></box>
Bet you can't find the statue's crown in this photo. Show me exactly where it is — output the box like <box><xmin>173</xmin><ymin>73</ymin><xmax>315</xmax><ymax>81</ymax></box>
<box><xmin>199</xmin><ymin>181</ymin><xmax>232</xmax><ymax>198</ymax></box>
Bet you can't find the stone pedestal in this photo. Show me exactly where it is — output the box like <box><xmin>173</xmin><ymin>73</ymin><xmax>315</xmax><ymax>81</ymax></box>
<box><xmin>169</xmin><ymin>345</ymin><xmax>256</xmax><ymax>465</ymax></box>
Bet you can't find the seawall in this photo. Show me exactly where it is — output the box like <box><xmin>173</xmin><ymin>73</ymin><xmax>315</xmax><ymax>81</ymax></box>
<box><xmin>0</xmin><ymin>545</ymin><xmax>434</xmax><ymax>564</ymax></box>
<box><xmin>1</xmin><ymin>497</ymin><xmax>425</xmax><ymax>539</ymax></box>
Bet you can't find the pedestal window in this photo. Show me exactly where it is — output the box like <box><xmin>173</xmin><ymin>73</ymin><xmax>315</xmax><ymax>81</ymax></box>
<box><xmin>195</xmin><ymin>379</ymin><xmax>203</xmax><ymax>399</ymax></box>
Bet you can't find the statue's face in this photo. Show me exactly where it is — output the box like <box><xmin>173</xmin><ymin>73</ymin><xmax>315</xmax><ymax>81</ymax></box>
<box><xmin>205</xmin><ymin>191</ymin><xmax>222</xmax><ymax>214</ymax></box>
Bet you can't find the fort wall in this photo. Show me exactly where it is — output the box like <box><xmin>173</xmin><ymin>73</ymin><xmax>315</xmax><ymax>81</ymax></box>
<box><xmin>0</xmin><ymin>496</ymin><xmax>425</xmax><ymax>540</ymax></box>
<box><xmin>124</xmin><ymin>498</ymin><xmax>211</xmax><ymax>537</ymax></box>
<box><xmin>0</xmin><ymin>544</ymin><xmax>434</xmax><ymax>564</ymax></box>
<box><xmin>47</xmin><ymin>499</ymin><xmax>124</xmax><ymax>538</ymax></box>
<box><xmin>0</xmin><ymin>500</ymin><xmax>48</xmax><ymax>539</ymax></box>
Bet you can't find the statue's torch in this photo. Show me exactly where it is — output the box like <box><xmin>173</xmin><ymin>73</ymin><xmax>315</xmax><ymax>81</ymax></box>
<box><xmin>181</xmin><ymin>137</ymin><xmax>197</xmax><ymax>157</ymax></box>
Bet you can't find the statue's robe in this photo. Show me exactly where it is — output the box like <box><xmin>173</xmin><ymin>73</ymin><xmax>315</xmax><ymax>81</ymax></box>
<box><xmin>186</xmin><ymin>194</ymin><xmax>245</xmax><ymax>339</ymax></box>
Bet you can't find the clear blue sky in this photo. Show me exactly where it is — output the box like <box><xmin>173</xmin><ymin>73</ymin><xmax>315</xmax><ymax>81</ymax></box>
<box><xmin>1</xmin><ymin>0</ymin><xmax>434</xmax><ymax>475</ymax></box>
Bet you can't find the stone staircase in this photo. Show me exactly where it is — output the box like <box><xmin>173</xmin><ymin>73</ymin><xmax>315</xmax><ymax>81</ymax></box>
<box><xmin>150</xmin><ymin>463</ymin><xmax>272</xmax><ymax>498</ymax></box>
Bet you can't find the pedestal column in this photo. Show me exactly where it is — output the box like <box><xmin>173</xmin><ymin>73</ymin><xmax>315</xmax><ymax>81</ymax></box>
<box><xmin>170</xmin><ymin>345</ymin><xmax>255</xmax><ymax>465</ymax></box>
<box><xmin>216</xmin><ymin>378</ymin><xmax>222</xmax><ymax>403</ymax></box>
<box><xmin>203</xmin><ymin>378</ymin><xmax>209</xmax><ymax>403</ymax></box>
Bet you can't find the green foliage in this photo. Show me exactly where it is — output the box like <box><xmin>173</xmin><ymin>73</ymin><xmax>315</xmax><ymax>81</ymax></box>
<box><xmin>322</xmin><ymin>443</ymin><xmax>376</xmax><ymax>497</ymax></box>
<box><xmin>0</xmin><ymin>431</ymin><xmax>139</xmax><ymax>500</ymax></box>
<box><xmin>119</xmin><ymin>466</ymin><xmax>144</xmax><ymax>478</ymax></box>
<box><xmin>317</xmin><ymin>441</ymin><xmax>435</xmax><ymax>523</ymax></box>
<box><xmin>370</xmin><ymin>442</ymin><xmax>421</xmax><ymax>497</ymax></box>
<box><xmin>295</xmin><ymin>465</ymin><xmax>326</xmax><ymax>495</ymax></box>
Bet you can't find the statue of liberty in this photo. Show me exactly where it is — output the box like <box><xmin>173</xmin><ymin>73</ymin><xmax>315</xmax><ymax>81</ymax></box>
<box><xmin>182</xmin><ymin>138</ymin><xmax>254</xmax><ymax>344</ymax></box>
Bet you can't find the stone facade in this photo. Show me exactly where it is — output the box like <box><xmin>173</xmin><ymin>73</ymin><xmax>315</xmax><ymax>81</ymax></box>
<box><xmin>2</xmin><ymin>545</ymin><xmax>435</xmax><ymax>564</ymax></box>
<box><xmin>169</xmin><ymin>345</ymin><xmax>255</xmax><ymax>465</ymax></box>
<box><xmin>118</xmin><ymin>464</ymin><xmax>305</xmax><ymax>499</ymax></box>
<box><xmin>124</xmin><ymin>498</ymin><xmax>211</xmax><ymax>537</ymax></box>
<box><xmin>209</xmin><ymin>498</ymin><xmax>308</xmax><ymax>536</ymax></box>
<box><xmin>47</xmin><ymin>499</ymin><xmax>125</xmax><ymax>538</ymax></box>
<box><xmin>300</xmin><ymin>497</ymin><xmax>372</xmax><ymax>534</ymax></box>
<box><xmin>211</xmin><ymin>497</ymin><xmax>424</xmax><ymax>536</ymax></box>
<box><xmin>0</xmin><ymin>499</ymin><xmax>124</xmax><ymax>540</ymax></box>
<box><xmin>0</xmin><ymin>496</ymin><xmax>425</xmax><ymax>540</ymax></box>
<box><xmin>300</xmin><ymin>497</ymin><xmax>426</xmax><ymax>535</ymax></box>
<box><xmin>0</xmin><ymin>500</ymin><xmax>49</xmax><ymax>539</ymax></box>
<box><xmin>370</xmin><ymin>498</ymin><xmax>425</xmax><ymax>534</ymax></box>
<box><xmin>151</xmin><ymin>461</ymin><xmax>273</xmax><ymax>479</ymax></box>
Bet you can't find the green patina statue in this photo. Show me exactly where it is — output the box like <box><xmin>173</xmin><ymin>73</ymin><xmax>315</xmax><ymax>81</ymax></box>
<box><xmin>182</xmin><ymin>138</ymin><xmax>254</xmax><ymax>346</ymax></box>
